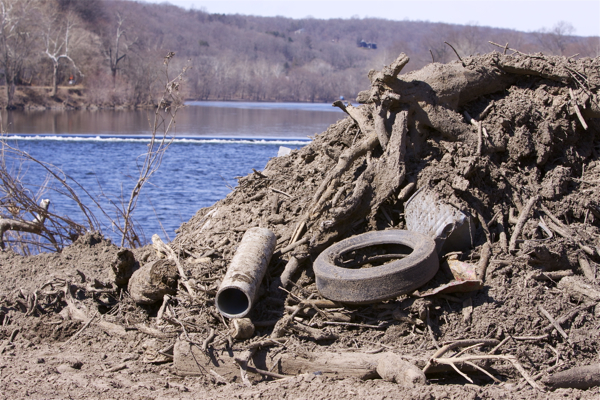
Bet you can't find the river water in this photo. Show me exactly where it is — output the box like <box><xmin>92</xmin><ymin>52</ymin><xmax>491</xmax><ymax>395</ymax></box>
<box><xmin>2</xmin><ymin>102</ymin><xmax>344</xmax><ymax>244</ymax></box>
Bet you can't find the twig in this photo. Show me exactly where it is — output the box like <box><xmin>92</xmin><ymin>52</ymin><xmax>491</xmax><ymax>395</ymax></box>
<box><xmin>289</xmin><ymin>218</ymin><xmax>306</xmax><ymax>245</ymax></box>
<box><xmin>516</xmin><ymin>362</ymin><xmax>563</xmax><ymax>390</ymax></box>
<box><xmin>431</xmin><ymin>354</ymin><xmax>544</xmax><ymax>391</ymax></box>
<box><xmin>531</xmin><ymin>270</ymin><xmax>573</xmax><ymax>281</ymax></box>
<box><xmin>476</xmin><ymin>121</ymin><xmax>483</xmax><ymax>155</ymax></box>
<box><xmin>319</xmin><ymin>321</ymin><xmax>385</xmax><ymax>329</ymax></box>
<box><xmin>488</xmin><ymin>41</ymin><xmax>525</xmax><ymax>55</ymax></box>
<box><xmin>513</xmin><ymin>334</ymin><xmax>549</xmax><ymax>341</ymax></box>
<box><xmin>448</xmin><ymin>361</ymin><xmax>473</xmax><ymax>382</ymax></box>
<box><xmin>280</xmin><ymin>237</ymin><xmax>308</xmax><ymax>255</ymax></box>
<box><xmin>569</xmin><ymin>88</ymin><xmax>588</xmax><ymax>130</ymax></box>
<box><xmin>538</xmin><ymin>305</ymin><xmax>572</xmax><ymax>344</ymax></box>
<box><xmin>444</xmin><ymin>41</ymin><xmax>465</xmax><ymax>66</ymax></box>
<box><xmin>465</xmin><ymin>360</ymin><xmax>502</xmax><ymax>383</ymax></box>
<box><xmin>488</xmin><ymin>337</ymin><xmax>510</xmax><ymax>355</ymax></box>
<box><xmin>426</xmin><ymin>307</ymin><xmax>440</xmax><ymax>350</ymax></box>
<box><xmin>210</xmin><ymin>369</ymin><xmax>228</xmax><ymax>384</ymax></box>
<box><xmin>578</xmin><ymin>255</ymin><xmax>596</xmax><ymax>283</ymax></box>
<box><xmin>156</xmin><ymin>294</ymin><xmax>170</xmax><ymax>324</ymax></box>
<box><xmin>543</xmin><ymin>302</ymin><xmax>596</xmax><ymax>333</ymax></box>
<box><xmin>103</xmin><ymin>363</ymin><xmax>127</xmax><ymax>373</ymax></box>
<box><xmin>0</xmin><ymin>328</ymin><xmax>19</xmax><ymax>354</ymax></box>
<box><xmin>60</xmin><ymin>310</ymin><xmax>98</xmax><ymax>348</ymax></box>
<box><xmin>547</xmin><ymin>343</ymin><xmax>560</xmax><ymax>366</ymax></box>
<box><xmin>8</xmin><ymin>328</ymin><xmax>19</xmax><ymax>342</ymax></box>
<box><xmin>453</xmin><ymin>342</ymin><xmax>486</xmax><ymax>358</ymax></box>
<box><xmin>398</xmin><ymin>181</ymin><xmax>416</xmax><ymax>201</ymax></box>
<box><xmin>289</xmin><ymin>320</ymin><xmax>337</xmax><ymax>341</ymax></box>
<box><xmin>463</xmin><ymin>111</ymin><xmax>488</xmax><ymax>153</ymax></box>
<box><xmin>540</xmin><ymin>203</ymin><xmax>574</xmax><ymax>236</ymax></box>
<box><xmin>202</xmin><ymin>328</ymin><xmax>216</xmax><ymax>352</ymax></box>
<box><xmin>245</xmin><ymin>338</ymin><xmax>287</xmax><ymax>351</ymax></box>
<box><xmin>238</xmin><ymin>364</ymin><xmax>251</xmax><ymax>386</ymax></box>
<box><xmin>270</xmin><ymin>187</ymin><xmax>292</xmax><ymax>198</ymax></box>
<box><xmin>245</xmin><ymin>365</ymin><xmax>290</xmax><ymax>379</ymax></box>
<box><xmin>509</xmin><ymin>207</ymin><xmax>519</xmax><ymax>225</ymax></box>
<box><xmin>537</xmin><ymin>216</ymin><xmax>554</xmax><ymax>239</ymax></box>
<box><xmin>279</xmin><ymin>256</ymin><xmax>302</xmax><ymax>288</ymax></box>
<box><xmin>423</xmin><ymin>339</ymin><xmax>499</xmax><ymax>373</ymax></box>
<box><xmin>252</xmin><ymin>168</ymin><xmax>267</xmax><ymax>178</ymax></box>
<box><xmin>509</xmin><ymin>195</ymin><xmax>539</xmax><ymax>252</ymax></box>
<box><xmin>152</xmin><ymin>234</ymin><xmax>196</xmax><ymax>298</ymax></box>
<box><xmin>478</xmin><ymin>102</ymin><xmax>494</xmax><ymax>120</ymax></box>
<box><xmin>477</xmin><ymin>242</ymin><xmax>492</xmax><ymax>282</ymax></box>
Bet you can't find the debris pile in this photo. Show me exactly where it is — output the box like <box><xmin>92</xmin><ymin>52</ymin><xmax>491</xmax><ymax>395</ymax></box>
<box><xmin>2</xmin><ymin>51</ymin><xmax>600</xmax><ymax>398</ymax></box>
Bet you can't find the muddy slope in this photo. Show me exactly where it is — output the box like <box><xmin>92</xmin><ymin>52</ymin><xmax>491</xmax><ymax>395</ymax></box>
<box><xmin>1</xmin><ymin>52</ymin><xmax>600</xmax><ymax>398</ymax></box>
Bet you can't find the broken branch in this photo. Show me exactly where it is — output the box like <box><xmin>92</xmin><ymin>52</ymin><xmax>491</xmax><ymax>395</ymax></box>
<box><xmin>509</xmin><ymin>195</ymin><xmax>539</xmax><ymax>253</ymax></box>
<box><xmin>0</xmin><ymin>199</ymin><xmax>50</xmax><ymax>250</ymax></box>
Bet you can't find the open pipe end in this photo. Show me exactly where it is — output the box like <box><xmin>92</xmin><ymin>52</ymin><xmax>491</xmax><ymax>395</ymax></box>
<box><xmin>216</xmin><ymin>287</ymin><xmax>251</xmax><ymax>318</ymax></box>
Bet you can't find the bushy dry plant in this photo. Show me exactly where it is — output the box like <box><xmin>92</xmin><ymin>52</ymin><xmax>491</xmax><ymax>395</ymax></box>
<box><xmin>0</xmin><ymin>136</ymin><xmax>100</xmax><ymax>254</ymax></box>
<box><xmin>115</xmin><ymin>52</ymin><xmax>190</xmax><ymax>247</ymax></box>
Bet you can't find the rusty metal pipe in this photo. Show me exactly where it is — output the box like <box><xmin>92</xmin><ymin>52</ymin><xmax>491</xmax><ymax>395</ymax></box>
<box><xmin>216</xmin><ymin>227</ymin><xmax>276</xmax><ymax>318</ymax></box>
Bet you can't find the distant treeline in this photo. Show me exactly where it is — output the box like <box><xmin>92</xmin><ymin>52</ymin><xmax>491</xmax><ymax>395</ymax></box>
<box><xmin>0</xmin><ymin>0</ymin><xmax>598</xmax><ymax>108</ymax></box>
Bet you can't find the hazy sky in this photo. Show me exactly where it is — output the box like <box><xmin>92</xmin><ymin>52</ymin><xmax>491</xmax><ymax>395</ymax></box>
<box><xmin>140</xmin><ymin>0</ymin><xmax>600</xmax><ymax>37</ymax></box>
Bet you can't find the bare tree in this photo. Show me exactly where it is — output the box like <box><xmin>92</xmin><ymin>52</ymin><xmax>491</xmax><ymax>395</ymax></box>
<box><xmin>535</xmin><ymin>21</ymin><xmax>576</xmax><ymax>55</ymax></box>
<box><xmin>40</xmin><ymin>8</ymin><xmax>83</xmax><ymax>97</ymax></box>
<box><xmin>421</xmin><ymin>23</ymin><xmax>454</xmax><ymax>64</ymax></box>
<box><xmin>103</xmin><ymin>12</ymin><xmax>132</xmax><ymax>87</ymax></box>
<box><xmin>0</xmin><ymin>0</ymin><xmax>35</xmax><ymax>108</ymax></box>
<box><xmin>452</xmin><ymin>23</ymin><xmax>485</xmax><ymax>57</ymax></box>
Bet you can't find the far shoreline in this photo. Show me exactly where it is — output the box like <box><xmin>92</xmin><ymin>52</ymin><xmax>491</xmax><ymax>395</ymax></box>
<box><xmin>1</xmin><ymin>86</ymin><xmax>345</xmax><ymax>112</ymax></box>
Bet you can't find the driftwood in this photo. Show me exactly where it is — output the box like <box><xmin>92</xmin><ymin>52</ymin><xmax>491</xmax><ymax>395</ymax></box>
<box><xmin>543</xmin><ymin>363</ymin><xmax>600</xmax><ymax>389</ymax></box>
<box><xmin>0</xmin><ymin>199</ymin><xmax>50</xmax><ymax>249</ymax></box>
<box><xmin>557</xmin><ymin>276</ymin><xmax>600</xmax><ymax>302</ymax></box>
<box><xmin>530</xmin><ymin>270</ymin><xmax>574</xmax><ymax>281</ymax></box>
<box><xmin>578</xmin><ymin>255</ymin><xmax>596</xmax><ymax>283</ymax></box>
<box><xmin>173</xmin><ymin>336</ymin><xmax>425</xmax><ymax>386</ymax></box>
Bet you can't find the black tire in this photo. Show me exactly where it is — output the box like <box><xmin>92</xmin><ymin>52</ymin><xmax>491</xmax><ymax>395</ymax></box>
<box><xmin>314</xmin><ymin>230</ymin><xmax>438</xmax><ymax>304</ymax></box>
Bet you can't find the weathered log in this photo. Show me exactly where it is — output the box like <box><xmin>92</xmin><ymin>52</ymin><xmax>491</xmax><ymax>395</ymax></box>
<box><xmin>173</xmin><ymin>337</ymin><xmax>425</xmax><ymax>386</ymax></box>
<box><xmin>128</xmin><ymin>259</ymin><xmax>179</xmax><ymax>305</ymax></box>
<box><xmin>544</xmin><ymin>364</ymin><xmax>600</xmax><ymax>389</ymax></box>
<box><xmin>557</xmin><ymin>275</ymin><xmax>600</xmax><ymax>302</ymax></box>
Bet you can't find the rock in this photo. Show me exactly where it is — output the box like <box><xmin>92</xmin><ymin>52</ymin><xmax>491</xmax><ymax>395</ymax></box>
<box><xmin>128</xmin><ymin>259</ymin><xmax>178</xmax><ymax>305</ymax></box>
<box><xmin>57</xmin><ymin>364</ymin><xmax>77</xmax><ymax>374</ymax></box>
<box><xmin>231</xmin><ymin>318</ymin><xmax>255</xmax><ymax>340</ymax></box>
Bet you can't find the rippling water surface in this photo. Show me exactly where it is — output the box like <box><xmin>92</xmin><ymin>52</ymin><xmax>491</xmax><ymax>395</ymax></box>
<box><xmin>2</xmin><ymin>102</ymin><xmax>344</xmax><ymax>243</ymax></box>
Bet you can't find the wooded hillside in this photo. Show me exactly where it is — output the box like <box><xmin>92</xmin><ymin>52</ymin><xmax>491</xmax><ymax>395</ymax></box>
<box><xmin>0</xmin><ymin>0</ymin><xmax>598</xmax><ymax>108</ymax></box>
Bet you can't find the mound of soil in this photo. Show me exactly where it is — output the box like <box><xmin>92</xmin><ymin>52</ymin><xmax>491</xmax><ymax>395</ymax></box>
<box><xmin>1</xmin><ymin>51</ymin><xmax>600</xmax><ymax>398</ymax></box>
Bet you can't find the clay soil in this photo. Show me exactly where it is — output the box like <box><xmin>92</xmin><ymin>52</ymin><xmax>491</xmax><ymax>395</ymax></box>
<box><xmin>1</xmin><ymin>51</ymin><xmax>600</xmax><ymax>399</ymax></box>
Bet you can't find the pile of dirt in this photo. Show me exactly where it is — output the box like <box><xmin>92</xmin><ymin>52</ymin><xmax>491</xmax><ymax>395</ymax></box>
<box><xmin>1</xmin><ymin>51</ymin><xmax>600</xmax><ymax>398</ymax></box>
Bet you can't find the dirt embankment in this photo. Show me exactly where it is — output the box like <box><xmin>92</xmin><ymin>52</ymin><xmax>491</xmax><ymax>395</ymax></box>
<box><xmin>1</xmin><ymin>52</ymin><xmax>600</xmax><ymax>399</ymax></box>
